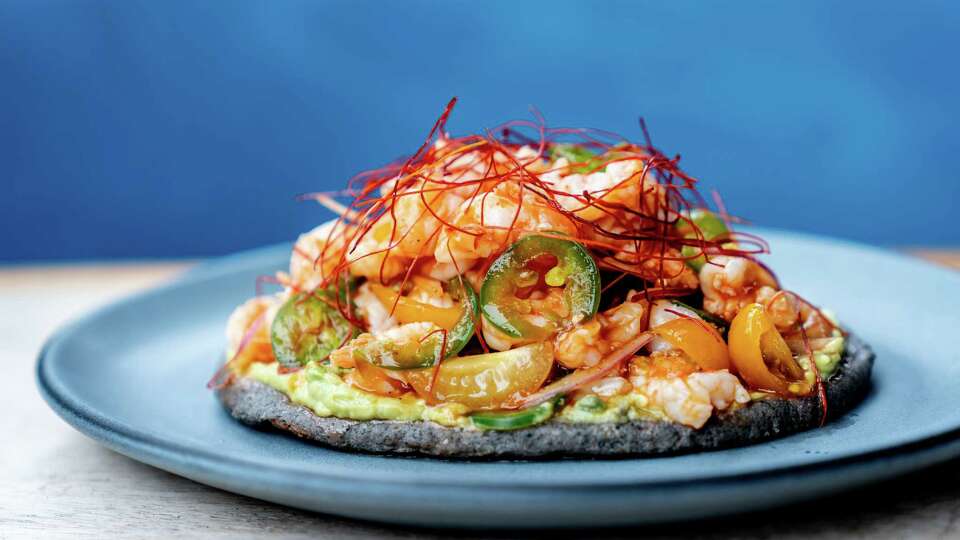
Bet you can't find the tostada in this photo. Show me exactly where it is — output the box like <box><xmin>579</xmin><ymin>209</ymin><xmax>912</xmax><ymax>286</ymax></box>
<box><xmin>212</xmin><ymin>100</ymin><xmax>873</xmax><ymax>458</ymax></box>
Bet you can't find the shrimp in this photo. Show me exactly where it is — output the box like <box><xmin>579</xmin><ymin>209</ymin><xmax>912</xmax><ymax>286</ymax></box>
<box><xmin>545</xmin><ymin>154</ymin><xmax>698</xmax><ymax>289</ymax></box>
<box><xmin>289</xmin><ymin>220</ymin><xmax>352</xmax><ymax>291</ymax></box>
<box><xmin>699</xmin><ymin>255</ymin><xmax>780</xmax><ymax>322</ymax></box>
<box><xmin>348</xmin><ymin>178</ymin><xmax>468</xmax><ymax>282</ymax></box>
<box><xmin>352</xmin><ymin>282</ymin><xmax>398</xmax><ymax>334</ymax></box>
<box><xmin>588</xmin><ymin>376</ymin><xmax>633</xmax><ymax>397</ymax></box>
<box><xmin>345</xmin><ymin>221</ymin><xmax>411</xmax><ymax>283</ymax></box>
<box><xmin>758</xmin><ymin>287</ymin><xmax>835</xmax><ymax>340</ymax></box>
<box><xmin>352</xmin><ymin>276</ymin><xmax>459</xmax><ymax>335</ymax></box>
<box><xmin>553</xmin><ymin>296</ymin><xmax>648</xmax><ymax>368</ymax></box>
<box><xmin>552</xmin><ymin>319</ymin><xmax>604</xmax><ymax>366</ymax></box>
<box><xmin>630</xmin><ymin>354</ymin><xmax>750</xmax><ymax>428</ymax></box>
<box><xmin>433</xmin><ymin>140</ymin><xmax>545</xmax><ymax>187</ymax></box>
<box><xmin>700</xmin><ymin>256</ymin><xmax>833</xmax><ymax>339</ymax></box>
<box><xmin>418</xmin><ymin>259</ymin><xmax>464</xmax><ymax>282</ymax></box>
<box><xmin>606</xmin><ymin>241</ymin><xmax>699</xmax><ymax>289</ymax></box>
<box><xmin>224</xmin><ymin>295</ymin><xmax>280</xmax><ymax>365</ymax></box>
<box><xmin>547</xmin><ymin>157</ymin><xmax>667</xmax><ymax>223</ymax></box>
<box><xmin>347</xmin><ymin>143</ymin><xmax>548</xmax><ymax>282</ymax></box>
<box><xmin>434</xmin><ymin>181</ymin><xmax>577</xmax><ymax>269</ymax></box>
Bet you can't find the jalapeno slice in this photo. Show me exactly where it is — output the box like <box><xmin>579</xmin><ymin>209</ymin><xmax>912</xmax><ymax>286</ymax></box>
<box><xmin>271</xmin><ymin>292</ymin><xmax>356</xmax><ymax>370</ymax></box>
<box><xmin>470</xmin><ymin>400</ymin><xmax>555</xmax><ymax>431</ymax></box>
<box><xmin>549</xmin><ymin>143</ymin><xmax>630</xmax><ymax>173</ymax></box>
<box><xmin>670</xmin><ymin>300</ymin><xmax>729</xmax><ymax>335</ymax></box>
<box><xmin>357</xmin><ymin>278</ymin><xmax>479</xmax><ymax>370</ymax></box>
<box><xmin>441</xmin><ymin>278</ymin><xmax>480</xmax><ymax>357</ymax></box>
<box><xmin>676</xmin><ymin>209</ymin><xmax>729</xmax><ymax>271</ymax></box>
<box><xmin>481</xmin><ymin>235</ymin><xmax>601</xmax><ymax>340</ymax></box>
<box><xmin>549</xmin><ymin>144</ymin><xmax>604</xmax><ymax>173</ymax></box>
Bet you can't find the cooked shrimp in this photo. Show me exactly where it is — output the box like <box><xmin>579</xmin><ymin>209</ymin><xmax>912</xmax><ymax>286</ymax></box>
<box><xmin>353</xmin><ymin>282</ymin><xmax>398</xmax><ymax>334</ymax></box>
<box><xmin>348</xmin><ymin>180</ymin><xmax>468</xmax><ymax>281</ymax></box>
<box><xmin>607</xmin><ymin>242</ymin><xmax>699</xmax><ymax>289</ymax></box>
<box><xmin>434</xmin><ymin>182</ymin><xmax>577</xmax><ymax>269</ymax></box>
<box><xmin>648</xmin><ymin>299</ymin><xmax>698</xmax><ymax>328</ymax></box>
<box><xmin>347</xmin><ymin>143</ymin><xmax>553</xmax><ymax>281</ymax></box>
<box><xmin>753</xmin><ymin>285</ymin><xmax>802</xmax><ymax>329</ymax></box>
<box><xmin>630</xmin><ymin>356</ymin><xmax>750</xmax><ymax>428</ymax></box>
<box><xmin>757</xmin><ymin>287</ymin><xmax>835</xmax><ymax>340</ymax></box>
<box><xmin>547</xmin><ymin>157</ymin><xmax>667</xmax><ymax>223</ymax></box>
<box><xmin>699</xmin><ymin>255</ymin><xmax>779</xmax><ymax>322</ymax></box>
<box><xmin>544</xmin><ymin>154</ymin><xmax>697</xmax><ymax>289</ymax></box>
<box><xmin>700</xmin><ymin>256</ymin><xmax>833</xmax><ymax>339</ymax></box>
<box><xmin>342</xmin><ymin>218</ymin><xmax>411</xmax><ymax>283</ymax></box>
<box><xmin>432</xmin><ymin>140</ymin><xmax>546</xmax><ymax>187</ymax></box>
<box><xmin>289</xmin><ymin>220</ymin><xmax>352</xmax><ymax>291</ymax></box>
<box><xmin>418</xmin><ymin>259</ymin><xmax>465</xmax><ymax>282</ymax></box>
<box><xmin>355</xmin><ymin>275</ymin><xmax>461</xmax><ymax>335</ymax></box>
<box><xmin>554</xmin><ymin>296</ymin><xmax>648</xmax><ymax>368</ymax></box>
<box><xmin>224</xmin><ymin>295</ymin><xmax>280</xmax><ymax>364</ymax></box>
<box><xmin>587</xmin><ymin>376</ymin><xmax>633</xmax><ymax>397</ymax></box>
<box><xmin>553</xmin><ymin>319</ymin><xmax>604</xmax><ymax>366</ymax></box>
<box><xmin>484</xmin><ymin>287</ymin><xmax>572</xmax><ymax>352</ymax></box>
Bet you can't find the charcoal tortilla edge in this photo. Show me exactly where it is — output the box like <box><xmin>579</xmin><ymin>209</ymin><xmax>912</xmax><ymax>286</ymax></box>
<box><xmin>216</xmin><ymin>333</ymin><xmax>874</xmax><ymax>459</ymax></box>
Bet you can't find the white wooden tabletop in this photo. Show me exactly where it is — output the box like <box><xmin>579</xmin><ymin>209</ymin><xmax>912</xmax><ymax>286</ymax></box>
<box><xmin>4</xmin><ymin>254</ymin><xmax>960</xmax><ymax>539</ymax></box>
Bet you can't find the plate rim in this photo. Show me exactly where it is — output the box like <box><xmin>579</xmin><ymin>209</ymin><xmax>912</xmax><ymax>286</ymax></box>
<box><xmin>35</xmin><ymin>340</ymin><xmax>960</xmax><ymax>527</ymax></box>
<box><xmin>35</xmin><ymin>228</ymin><xmax>960</xmax><ymax>492</ymax></box>
<box><xmin>38</xmin><ymin>337</ymin><xmax>960</xmax><ymax>489</ymax></box>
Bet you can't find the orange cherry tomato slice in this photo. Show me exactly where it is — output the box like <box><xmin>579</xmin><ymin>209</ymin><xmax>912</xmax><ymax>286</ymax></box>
<box><xmin>728</xmin><ymin>303</ymin><xmax>808</xmax><ymax>394</ymax></box>
<box><xmin>368</xmin><ymin>283</ymin><xmax>463</xmax><ymax>330</ymax></box>
<box><xmin>650</xmin><ymin>317</ymin><xmax>730</xmax><ymax>371</ymax></box>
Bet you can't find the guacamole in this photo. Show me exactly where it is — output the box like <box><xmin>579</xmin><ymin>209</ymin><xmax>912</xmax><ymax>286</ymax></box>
<box><xmin>243</xmin><ymin>334</ymin><xmax>846</xmax><ymax>430</ymax></box>
<box><xmin>246</xmin><ymin>361</ymin><xmax>471</xmax><ymax>428</ymax></box>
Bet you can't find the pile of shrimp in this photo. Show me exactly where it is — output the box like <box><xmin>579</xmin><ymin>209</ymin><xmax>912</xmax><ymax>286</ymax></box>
<box><xmin>295</xmin><ymin>98</ymin><xmax>767</xmax><ymax>307</ymax></box>
<box><xmin>247</xmin><ymin>98</ymin><xmax>842</xmax><ymax>426</ymax></box>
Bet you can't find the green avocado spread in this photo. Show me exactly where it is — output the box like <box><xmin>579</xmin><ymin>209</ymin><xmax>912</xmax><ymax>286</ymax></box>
<box><xmin>245</xmin><ymin>362</ymin><xmax>471</xmax><ymax>428</ymax></box>
<box><xmin>799</xmin><ymin>335</ymin><xmax>845</xmax><ymax>379</ymax></box>
<box><xmin>242</xmin><ymin>334</ymin><xmax>846</xmax><ymax>430</ymax></box>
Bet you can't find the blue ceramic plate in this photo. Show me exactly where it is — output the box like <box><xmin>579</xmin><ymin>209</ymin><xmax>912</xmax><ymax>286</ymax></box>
<box><xmin>37</xmin><ymin>230</ymin><xmax>960</xmax><ymax>528</ymax></box>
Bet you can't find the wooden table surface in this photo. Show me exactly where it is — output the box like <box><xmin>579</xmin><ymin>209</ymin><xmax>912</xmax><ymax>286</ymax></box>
<box><xmin>4</xmin><ymin>251</ymin><xmax>960</xmax><ymax>539</ymax></box>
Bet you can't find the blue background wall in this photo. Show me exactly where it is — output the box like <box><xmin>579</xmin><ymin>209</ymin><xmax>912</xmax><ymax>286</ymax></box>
<box><xmin>2</xmin><ymin>1</ymin><xmax>958</xmax><ymax>261</ymax></box>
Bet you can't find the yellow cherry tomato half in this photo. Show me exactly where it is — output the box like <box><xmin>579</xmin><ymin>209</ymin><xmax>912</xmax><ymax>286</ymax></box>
<box><xmin>650</xmin><ymin>317</ymin><xmax>731</xmax><ymax>371</ymax></box>
<box><xmin>402</xmin><ymin>342</ymin><xmax>554</xmax><ymax>410</ymax></box>
<box><xmin>728</xmin><ymin>303</ymin><xmax>808</xmax><ymax>394</ymax></box>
